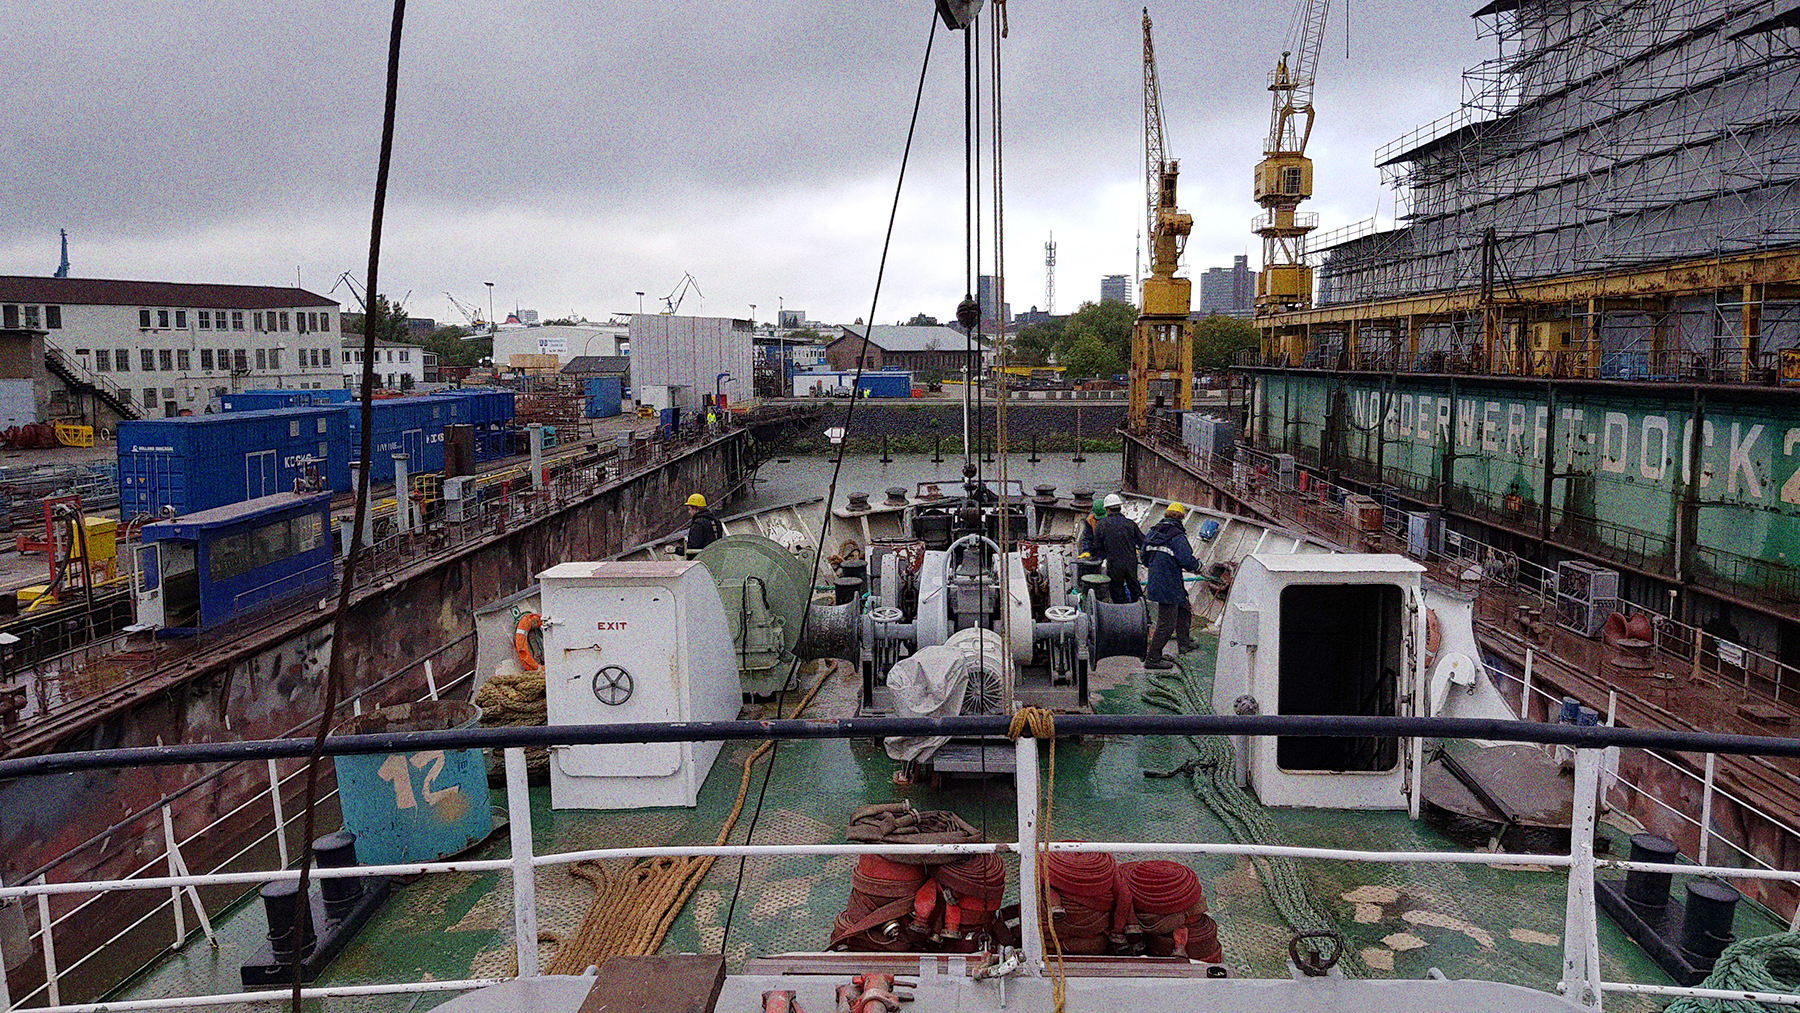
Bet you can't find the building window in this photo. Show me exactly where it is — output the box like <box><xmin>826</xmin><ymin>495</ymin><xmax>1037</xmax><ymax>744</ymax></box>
<box><xmin>95</xmin><ymin>352</ymin><xmax>110</xmax><ymax>373</ymax></box>
<box><xmin>399</xmin><ymin>349</ymin><xmax>409</xmax><ymax>362</ymax></box>
<box><xmin>199</xmin><ymin>311</ymin><xmax>211</xmax><ymax>330</ymax></box>
<box><xmin>322</xmin><ymin>348</ymin><xmax>331</xmax><ymax>366</ymax></box>
<box><xmin>158</xmin><ymin>349</ymin><xmax>173</xmax><ymax>371</ymax></box>
<box><xmin>163</xmin><ymin>387</ymin><xmax>174</xmax><ymax>402</ymax></box>
<box><xmin>255</xmin><ymin>348</ymin><xmax>266</xmax><ymax>370</ymax></box>
<box><xmin>177</xmin><ymin>349</ymin><xmax>190</xmax><ymax>370</ymax></box>
<box><xmin>253</xmin><ymin>312</ymin><xmax>264</xmax><ymax>332</ymax></box>
<box><xmin>1</xmin><ymin>305</ymin><xmax>16</xmax><ymax>328</ymax></box>
<box><xmin>158</xmin><ymin>309</ymin><xmax>169</xmax><ymax>328</ymax></box>
<box><xmin>115</xmin><ymin>348</ymin><xmax>130</xmax><ymax>372</ymax></box>
<box><xmin>143</xmin><ymin>388</ymin><xmax>156</xmax><ymax>407</ymax></box>
<box><xmin>141</xmin><ymin>349</ymin><xmax>155</xmax><ymax>371</ymax></box>
<box><xmin>174</xmin><ymin>310</ymin><xmax>187</xmax><ymax>329</ymax></box>
<box><xmin>200</xmin><ymin>349</ymin><xmax>213</xmax><ymax>371</ymax></box>
<box><xmin>234</xmin><ymin>350</ymin><xmax>247</xmax><ymax>371</ymax></box>
<box><xmin>297</xmin><ymin>314</ymin><xmax>308</xmax><ymax>334</ymax></box>
<box><xmin>44</xmin><ymin>305</ymin><xmax>60</xmax><ymax>328</ymax></box>
<box><xmin>269</xmin><ymin>348</ymin><xmax>282</xmax><ymax>370</ymax></box>
<box><xmin>232</xmin><ymin>312</ymin><xmax>244</xmax><ymax>331</ymax></box>
<box><xmin>22</xmin><ymin>306</ymin><xmax>39</xmax><ymax>329</ymax></box>
<box><xmin>280</xmin><ymin>312</ymin><xmax>290</xmax><ymax>331</ymax></box>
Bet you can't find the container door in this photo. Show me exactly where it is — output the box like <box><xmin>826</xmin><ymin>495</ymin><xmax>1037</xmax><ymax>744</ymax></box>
<box><xmin>245</xmin><ymin>450</ymin><xmax>276</xmax><ymax>499</ymax></box>
<box><xmin>403</xmin><ymin>428</ymin><xmax>424</xmax><ymax>472</ymax></box>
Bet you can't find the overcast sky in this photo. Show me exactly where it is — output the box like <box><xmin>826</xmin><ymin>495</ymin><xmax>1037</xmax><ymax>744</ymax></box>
<box><xmin>0</xmin><ymin>1</ymin><xmax>1489</xmax><ymax>327</ymax></box>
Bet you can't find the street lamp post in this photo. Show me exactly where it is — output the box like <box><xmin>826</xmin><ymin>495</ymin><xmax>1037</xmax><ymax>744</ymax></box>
<box><xmin>483</xmin><ymin>282</ymin><xmax>495</xmax><ymax>334</ymax></box>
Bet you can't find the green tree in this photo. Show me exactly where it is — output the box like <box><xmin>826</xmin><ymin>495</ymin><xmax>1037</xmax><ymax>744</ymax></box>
<box><xmin>1061</xmin><ymin>332</ymin><xmax>1123</xmax><ymax>379</ymax></box>
<box><xmin>340</xmin><ymin>294</ymin><xmax>411</xmax><ymax>347</ymax></box>
<box><xmin>1192</xmin><ymin>313</ymin><xmax>1261</xmax><ymax>371</ymax></box>
<box><xmin>1008</xmin><ymin>319</ymin><xmax>1062</xmax><ymax>366</ymax></box>
<box><xmin>1055</xmin><ymin>300</ymin><xmax>1135</xmax><ymax>364</ymax></box>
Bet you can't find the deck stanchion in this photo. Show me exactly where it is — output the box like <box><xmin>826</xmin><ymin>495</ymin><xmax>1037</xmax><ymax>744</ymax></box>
<box><xmin>504</xmin><ymin>747</ymin><xmax>540</xmax><ymax>977</ymax></box>
<box><xmin>36</xmin><ymin>878</ymin><xmax>59</xmax><ymax>1008</ymax></box>
<box><xmin>1522</xmin><ymin>649</ymin><xmax>1535</xmax><ymax>720</ymax></box>
<box><xmin>267</xmin><ymin>760</ymin><xmax>290</xmax><ymax>869</ymax></box>
<box><xmin>0</xmin><ymin>914</ymin><xmax>10</xmax><ymax>1011</ymax></box>
<box><xmin>161</xmin><ymin>806</ymin><xmax>185</xmax><ymax>948</ymax></box>
<box><xmin>1560</xmin><ymin>746</ymin><xmax>1604</xmax><ymax>1009</ymax></box>
<box><xmin>161</xmin><ymin>805</ymin><xmax>215</xmax><ymax>947</ymax></box>
<box><xmin>1014</xmin><ymin>734</ymin><xmax>1043</xmax><ymax>975</ymax></box>
<box><xmin>1698</xmin><ymin>752</ymin><xmax>1717</xmax><ymax>867</ymax></box>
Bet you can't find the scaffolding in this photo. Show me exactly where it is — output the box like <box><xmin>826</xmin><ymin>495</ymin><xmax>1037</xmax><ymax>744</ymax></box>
<box><xmin>1271</xmin><ymin>0</ymin><xmax>1800</xmax><ymax>381</ymax></box>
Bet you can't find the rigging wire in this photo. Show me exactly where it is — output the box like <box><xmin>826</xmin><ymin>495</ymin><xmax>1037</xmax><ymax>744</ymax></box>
<box><xmin>287</xmin><ymin>1</ymin><xmax>404</xmax><ymax>1009</ymax></box>
<box><xmin>718</xmin><ymin>8</ymin><xmax>942</xmax><ymax>952</ymax></box>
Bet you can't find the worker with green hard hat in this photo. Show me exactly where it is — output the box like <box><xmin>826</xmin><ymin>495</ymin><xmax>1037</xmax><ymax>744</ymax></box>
<box><xmin>684</xmin><ymin>493</ymin><xmax>722</xmax><ymax>555</ymax></box>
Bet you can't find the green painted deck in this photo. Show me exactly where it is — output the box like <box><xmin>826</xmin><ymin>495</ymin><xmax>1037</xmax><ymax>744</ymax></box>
<box><xmin>109</xmin><ymin>636</ymin><xmax>1783</xmax><ymax>1010</ymax></box>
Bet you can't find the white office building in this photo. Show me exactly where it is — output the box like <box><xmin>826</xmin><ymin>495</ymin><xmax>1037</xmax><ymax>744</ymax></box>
<box><xmin>341</xmin><ymin>339</ymin><xmax>434</xmax><ymax>389</ymax></box>
<box><xmin>0</xmin><ymin>276</ymin><xmax>344</xmax><ymax>419</ymax></box>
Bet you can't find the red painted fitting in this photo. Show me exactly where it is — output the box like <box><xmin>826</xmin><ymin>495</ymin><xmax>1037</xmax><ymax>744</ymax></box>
<box><xmin>763</xmin><ymin>989</ymin><xmax>806</xmax><ymax>1013</ymax></box>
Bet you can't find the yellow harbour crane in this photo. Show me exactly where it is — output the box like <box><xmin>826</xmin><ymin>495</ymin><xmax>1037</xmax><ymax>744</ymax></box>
<box><xmin>1254</xmin><ymin>0</ymin><xmax>1329</xmax><ymax>362</ymax></box>
<box><xmin>1129</xmin><ymin>7</ymin><xmax>1195</xmax><ymax>432</ymax></box>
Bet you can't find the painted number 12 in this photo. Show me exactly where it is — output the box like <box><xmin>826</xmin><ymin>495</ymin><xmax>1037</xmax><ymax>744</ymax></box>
<box><xmin>377</xmin><ymin>750</ymin><xmax>461</xmax><ymax>810</ymax></box>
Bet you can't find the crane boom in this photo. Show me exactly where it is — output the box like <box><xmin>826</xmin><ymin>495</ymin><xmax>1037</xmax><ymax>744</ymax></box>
<box><xmin>1129</xmin><ymin>8</ymin><xmax>1194</xmax><ymax>432</ymax></box>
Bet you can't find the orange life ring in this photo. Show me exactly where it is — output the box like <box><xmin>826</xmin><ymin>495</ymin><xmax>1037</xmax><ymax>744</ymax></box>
<box><xmin>514</xmin><ymin>613</ymin><xmax>543</xmax><ymax>672</ymax></box>
<box><xmin>1425</xmin><ymin>608</ymin><xmax>1443</xmax><ymax>668</ymax></box>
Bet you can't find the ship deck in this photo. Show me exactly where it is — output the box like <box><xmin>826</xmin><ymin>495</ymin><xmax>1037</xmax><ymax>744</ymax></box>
<box><xmin>107</xmin><ymin>640</ymin><xmax>1784</xmax><ymax>1011</ymax></box>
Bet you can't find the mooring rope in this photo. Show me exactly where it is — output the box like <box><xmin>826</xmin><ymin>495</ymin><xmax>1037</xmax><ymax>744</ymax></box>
<box><xmin>533</xmin><ymin>658</ymin><xmax>845</xmax><ymax>974</ymax></box>
<box><xmin>1008</xmin><ymin>705</ymin><xmax>1069</xmax><ymax>1012</ymax></box>
<box><xmin>1142</xmin><ymin>654</ymin><xmax>1364</xmax><ymax>976</ymax></box>
<box><xmin>1666</xmin><ymin>933</ymin><xmax>1800</xmax><ymax>1013</ymax></box>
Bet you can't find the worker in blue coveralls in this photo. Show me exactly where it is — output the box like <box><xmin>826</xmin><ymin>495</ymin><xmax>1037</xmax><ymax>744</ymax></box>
<box><xmin>1142</xmin><ymin>502</ymin><xmax>1201</xmax><ymax>669</ymax></box>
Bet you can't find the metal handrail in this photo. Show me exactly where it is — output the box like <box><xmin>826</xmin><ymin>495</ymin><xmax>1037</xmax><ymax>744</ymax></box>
<box><xmin>1</xmin><ymin>718</ymin><xmax>1798</xmax><ymax>1012</ymax></box>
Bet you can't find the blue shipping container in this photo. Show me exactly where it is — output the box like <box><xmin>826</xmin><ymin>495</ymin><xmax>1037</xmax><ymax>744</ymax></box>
<box><xmin>857</xmin><ymin>371</ymin><xmax>914</xmax><ymax>398</ymax></box>
<box><xmin>222</xmin><ymin>388</ymin><xmax>354</xmax><ymax>411</ymax></box>
<box><xmin>119</xmin><ymin>408</ymin><xmax>352</xmax><ymax>520</ymax></box>
<box><xmin>585</xmin><ymin>376</ymin><xmax>623</xmax><ymax>418</ymax></box>
<box><xmin>332</xmin><ymin>397</ymin><xmax>456</xmax><ymax>483</ymax></box>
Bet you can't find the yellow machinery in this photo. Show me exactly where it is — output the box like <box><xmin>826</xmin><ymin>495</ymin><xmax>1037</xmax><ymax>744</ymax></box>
<box><xmin>1129</xmin><ymin>8</ymin><xmax>1195</xmax><ymax>431</ymax></box>
<box><xmin>1254</xmin><ymin>0</ymin><xmax>1329</xmax><ymax>355</ymax></box>
<box><xmin>1528</xmin><ymin>320</ymin><xmax>1576</xmax><ymax>376</ymax></box>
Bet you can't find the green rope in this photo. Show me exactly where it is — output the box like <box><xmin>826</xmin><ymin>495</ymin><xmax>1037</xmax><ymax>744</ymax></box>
<box><xmin>1666</xmin><ymin>933</ymin><xmax>1800</xmax><ymax>1013</ymax></box>
<box><xmin>1144</xmin><ymin>652</ymin><xmax>1366</xmax><ymax>977</ymax></box>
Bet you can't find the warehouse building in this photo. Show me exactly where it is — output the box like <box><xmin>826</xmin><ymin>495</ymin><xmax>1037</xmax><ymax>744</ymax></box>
<box><xmin>0</xmin><ymin>276</ymin><xmax>343</xmax><ymax>423</ymax></box>
<box><xmin>630</xmin><ymin>314</ymin><xmax>754</xmax><ymax>411</ymax></box>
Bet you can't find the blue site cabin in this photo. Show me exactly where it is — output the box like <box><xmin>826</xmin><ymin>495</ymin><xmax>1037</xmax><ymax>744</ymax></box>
<box><xmin>135</xmin><ymin>492</ymin><xmax>334</xmax><ymax>637</ymax></box>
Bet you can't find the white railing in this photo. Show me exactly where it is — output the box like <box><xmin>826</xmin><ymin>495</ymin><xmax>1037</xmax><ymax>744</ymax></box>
<box><xmin>1</xmin><ymin>636</ymin><xmax>477</xmax><ymax>1010</ymax></box>
<box><xmin>1</xmin><ymin>723</ymin><xmax>1798</xmax><ymax>1012</ymax></box>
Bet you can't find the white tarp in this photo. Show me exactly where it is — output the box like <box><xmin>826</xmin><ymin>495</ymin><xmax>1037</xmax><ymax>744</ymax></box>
<box><xmin>883</xmin><ymin>627</ymin><xmax>1011</xmax><ymax>762</ymax></box>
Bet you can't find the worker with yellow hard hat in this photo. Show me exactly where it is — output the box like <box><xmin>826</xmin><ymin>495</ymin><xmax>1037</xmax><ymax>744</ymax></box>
<box><xmin>684</xmin><ymin>492</ymin><xmax>722</xmax><ymax>554</ymax></box>
<box><xmin>1141</xmin><ymin>501</ymin><xmax>1200</xmax><ymax>669</ymax></box>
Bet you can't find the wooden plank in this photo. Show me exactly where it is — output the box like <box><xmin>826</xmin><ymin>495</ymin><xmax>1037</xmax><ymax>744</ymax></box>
<box><xmin>576</xmin><ymin>954</ymin><xmax>727</xmax><ymax>1013</ymax></box>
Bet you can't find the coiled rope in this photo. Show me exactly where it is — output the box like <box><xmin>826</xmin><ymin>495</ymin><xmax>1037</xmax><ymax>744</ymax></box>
<box><xmin>1008</xmin><ymin>706</ymin><xmax>1069</xmax><ymax>1012</ymax></box>
<box><xmin>1667</xmin><ymin>933</ymin><xmax>1800</xmax><ymax>1013</ymax></box>
<box><xmin>534</xmin><ymin>658</ymin><xmax>844</xmax><ymax>974</ymax></box>
<box><xmin>1142</xmin><ymin>654</ymin><xmax>1364</xmax><ymax>976</ymax></box>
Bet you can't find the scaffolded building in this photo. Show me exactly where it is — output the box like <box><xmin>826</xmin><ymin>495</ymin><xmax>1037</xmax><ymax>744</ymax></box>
<box><xmin>1264</xmin><ymin>0</ymin><xmax>1800</xmax><ymax>382</ymax></box>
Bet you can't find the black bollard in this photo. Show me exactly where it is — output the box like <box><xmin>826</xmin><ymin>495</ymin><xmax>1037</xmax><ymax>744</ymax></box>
<box><xmin>314</xmin><ymin>830</ymin><xmax>364</xmax><ymax>921</ymax></box>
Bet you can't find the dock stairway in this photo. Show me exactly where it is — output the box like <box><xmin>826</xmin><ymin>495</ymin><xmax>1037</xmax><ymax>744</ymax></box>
<box><xmin>44</xmin><ymin>343</ymin><xmax>141</xmax><ymax>422</ymax></box>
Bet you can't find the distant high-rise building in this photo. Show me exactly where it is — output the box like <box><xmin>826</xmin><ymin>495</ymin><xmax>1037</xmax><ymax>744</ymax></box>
<box><xmin>976</xmin><ymin>275</ymin><xmax>1011</xmax><ymax>328</ymax></box>
<box><xmin>1100</xmin><ymin>274</ymin><xmax>1132</xmax><ymax>305</ymax></box>
<box><xmin>1198</xmin><ymin>255</ymin><xmax>1257</xmax><ymax>318</ymax></box>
